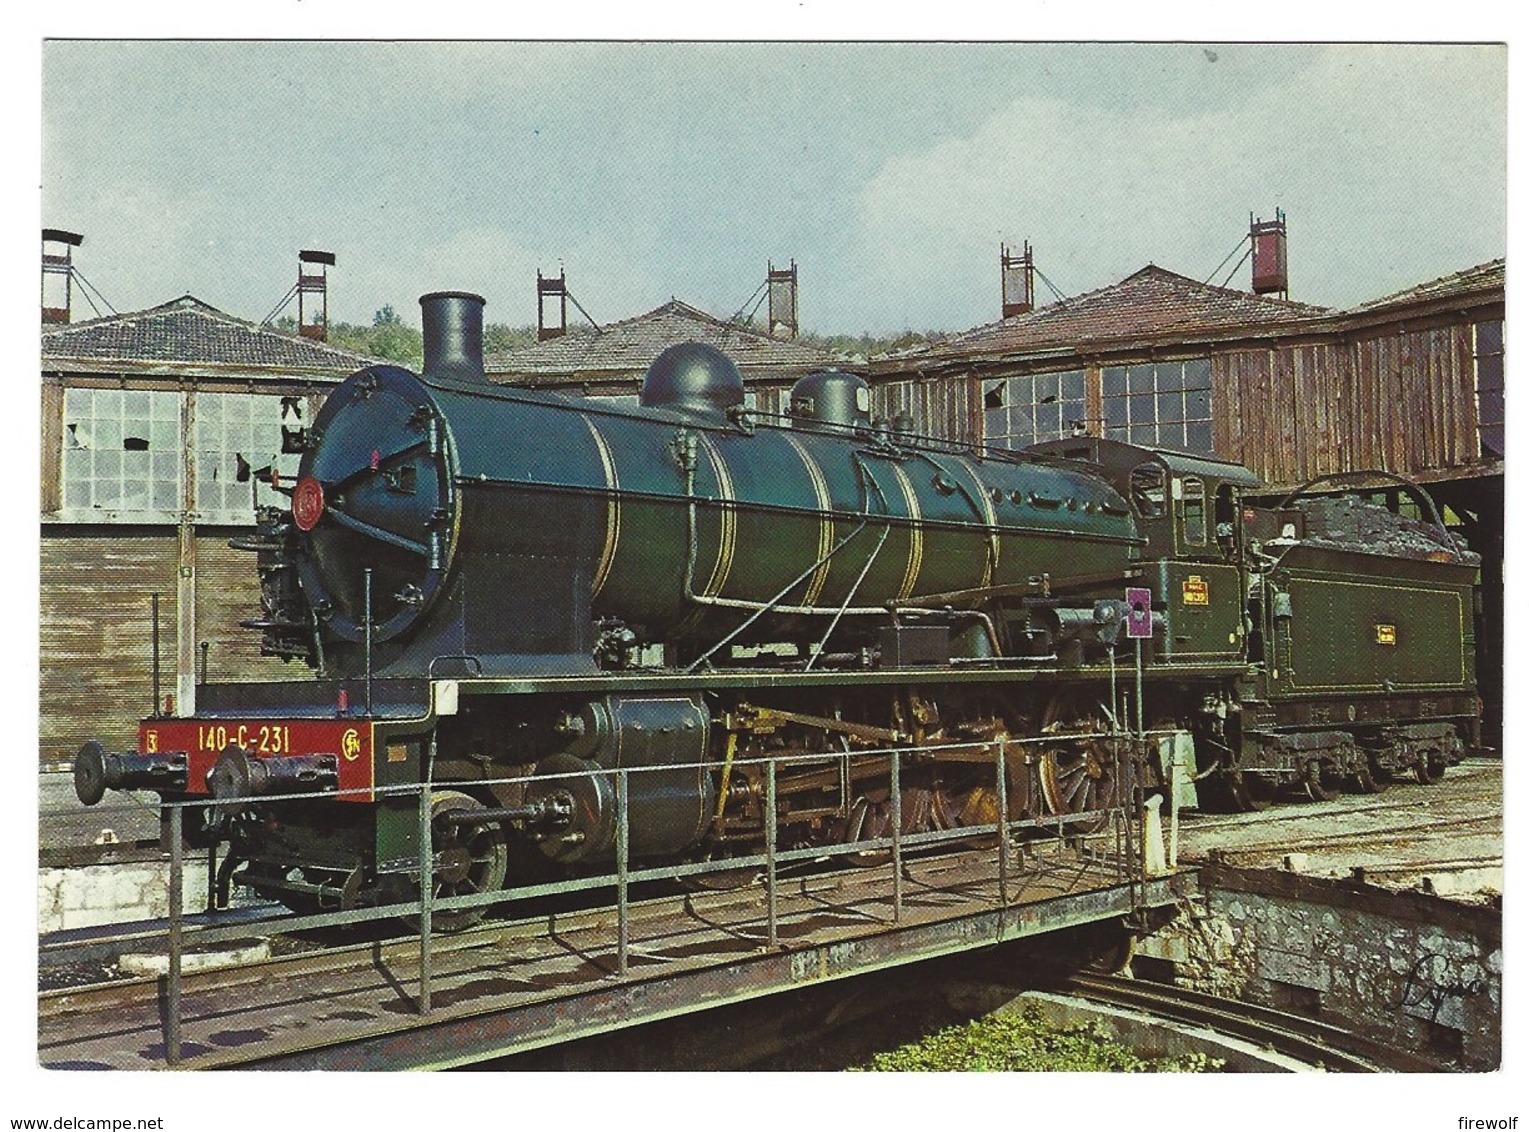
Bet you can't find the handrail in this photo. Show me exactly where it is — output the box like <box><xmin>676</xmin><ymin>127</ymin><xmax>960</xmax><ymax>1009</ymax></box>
<box><xmin>1274</xmin><ymin>469</ymin><xmax>1453</xmax><ymax>545</ymax></box>
<box><xmin>49</xmin><ymin>722</ymin><xmax>1153</xmax><ymax>1066</ymax></box>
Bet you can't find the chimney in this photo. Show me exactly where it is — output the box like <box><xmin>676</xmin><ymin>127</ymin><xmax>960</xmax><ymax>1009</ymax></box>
<box><xmin>767</xmin><ymin>260</ymin><xmax>798</xmax><ymax>339</ymax></box>
<box><xmin>1250</xmin><ymin>209</ymin><xmax>1288</xmax><ymax>298</ymax></box>
<box><xmin>297</xmin><ymin>249</ymin><xmax>336</xmax><ymax>340</ymax></box>
<box><xmin>420</xmin><ymin>291</ymin><xmax>487</xmax><ymax>382</ymax></box>
<box><xmin>41</xmin><ymin>228</ymin><xmax>84</xmax><ymax>325</ymax></box>
<box><xmin>1001</xmin><ymin>241</ymin><xmax>1034</xmax><ymax>318</ymax></box>
<box><xmin>538</xmin><ymin>269</ymin><xmax>568</xmax><ymax>341</ymax></box>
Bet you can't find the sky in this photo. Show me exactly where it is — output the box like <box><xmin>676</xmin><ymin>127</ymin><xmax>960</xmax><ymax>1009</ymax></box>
<box><xmin>40</xmin><ymin>41</ymin><xmax>1506</xmax><ymax>336</ymax></box>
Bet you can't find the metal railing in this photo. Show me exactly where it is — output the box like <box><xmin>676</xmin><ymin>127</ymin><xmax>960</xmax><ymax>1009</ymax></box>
<box><xmin>44</xmin><ymin>730</ymin><xmax>1149</xmax><ymax>1066</ymax></box>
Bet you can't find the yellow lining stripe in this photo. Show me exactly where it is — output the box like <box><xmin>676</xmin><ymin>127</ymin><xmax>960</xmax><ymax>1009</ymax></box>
<box><xmin>971</xmin><ymin>473</ymin><xmax>998</xmax><ymax>588</ymax></box>
<box><xmin>582</xmin><ymin>417</ymin><xmax>620</xmax><ymax>598</ymax></box>
<box><xmin>783</xmin><ymin>434</ymin><xmax>834</xmax><ymax>606</ymax></box>
<box><xmin>888</xmin><ymin>461</ymin><xmax>923</xmax><ymax>600</ymax></box>
<box><xmin>697</xmin><ymin>434</ymin><xmax>737</xmax><ymax>598</ymax></box>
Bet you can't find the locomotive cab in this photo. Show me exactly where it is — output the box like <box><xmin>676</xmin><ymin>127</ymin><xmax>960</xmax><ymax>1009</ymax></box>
<box><xmin>1026</xmin><ymin>438</ymin><xmax>1259</xmax><ymax>664</ymax></box>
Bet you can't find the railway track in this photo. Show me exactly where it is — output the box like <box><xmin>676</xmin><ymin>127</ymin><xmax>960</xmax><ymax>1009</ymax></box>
<box><xmin>1184</xmin><ymin>812</ymin><xmax>1499</xmax><ymax>859</ymax></box>
<box><xmin>1059</xmin><ymin>973</ymin><xmax>1440</xmax><ymax>1072</ymax></box>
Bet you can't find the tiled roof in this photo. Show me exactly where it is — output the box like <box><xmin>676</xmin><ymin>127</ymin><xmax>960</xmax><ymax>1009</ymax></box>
<box><xmin>484</xmin><ymin>299</ymin><xmax>833</xmax><ymax>383</ymax></box>
<box><xmin>41</xmin><ymin>295</ymin><xmax>381</xmax><ymax>373</ymax></box>
<box><xmin>880</xmin><ymin>265</ymin><xmax>1333</xmax><ymax>369</ymax></box>
<box><xmin>1348</xmin><ymin>259</ymin><xmax>1504</xmax><ymax>313</ymax></box>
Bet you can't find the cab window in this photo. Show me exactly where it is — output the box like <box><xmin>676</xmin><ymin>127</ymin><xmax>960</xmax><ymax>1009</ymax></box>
<box><xmin>1130</xmin><ymin>462</ymin><xmax>1166</xmax><ymax>518</ymax></box>
<box><xmin>1178</xmin><ymin>476</ymin><xmax>1206</xmax><ymax>547</ymax></box>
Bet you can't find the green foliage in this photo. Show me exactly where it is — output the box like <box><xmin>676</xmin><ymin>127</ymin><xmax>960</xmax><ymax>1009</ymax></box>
<box><xmin>796</xmin><ymin>329</ymin><xmax>951</xmax><ymax>360</ymax></box>
<box><xmin>483</xmin><ymin>323</ymin><xmax>538</xmax><ymax>354</ymax></box>
<box><xmin>855</xmin><ymin>1003</ymin><xmax>1222</xmax><ymax>1073</ymax></box>
<box><xmin>267</xmin><ymin>302</ymin><xmax>536</xmax><ymax>372</ymax></box>
<box><xmin>269</xmin><ymin>305</ymin><xmax>948</xmax><ymax>370</ymax></box>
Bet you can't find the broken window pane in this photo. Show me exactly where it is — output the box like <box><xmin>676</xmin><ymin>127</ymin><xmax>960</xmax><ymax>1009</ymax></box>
<box><xmin>192</xmin><ymin>392</ymin><xmax>303</xmax><ymax>521</ymax></box>
<box><xmin>60</xmin><ymin>387</ymin><xmax>181</xmax><ymax>516</ymax></box>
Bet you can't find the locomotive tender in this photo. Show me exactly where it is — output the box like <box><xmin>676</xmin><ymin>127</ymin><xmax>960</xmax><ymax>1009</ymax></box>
<box><xmin>73</xmin><ymin>291</ymin><xmax>1480</xmax><ymax>924</ymax></box>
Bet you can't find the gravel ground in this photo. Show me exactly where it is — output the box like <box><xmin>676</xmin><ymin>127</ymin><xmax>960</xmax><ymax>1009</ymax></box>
<box><xmin>1173</xmin><ymin>758</ymin><xmax>1501</xmax><ymax>898</ymax></box>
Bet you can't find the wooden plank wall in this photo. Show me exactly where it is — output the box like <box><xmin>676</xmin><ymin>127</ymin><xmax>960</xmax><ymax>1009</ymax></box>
<box><xmin>1213</xmin><ymin>326</ymin><xmax>1478</xmax><ymax>488</ymax></box>
<box><xmin>40</xmin><ymin>381</ymin><xmax>63</xmax><ymax>515</ymax></box>
<box><xmin>195</xmin><ymin>534</ymin><xmax>306</xmax><ymax>685</ymax></box>
<box><xmin>39</xmin><ymin>529</ymin><xmax>306</xmax><ymax>766</ymax></box>
<box><xmin>871</xmin><ymin>376</ymin><xmax>978</xmax><ymax>442</ymax></box>
<box><xmin>39</xmin><ymin>532</ymin><xmax>177</xmax><ymax>764</ymax></box>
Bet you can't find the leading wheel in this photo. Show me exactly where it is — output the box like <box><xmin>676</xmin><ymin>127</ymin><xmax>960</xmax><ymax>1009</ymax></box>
<box><xmin>409</xmin><ymin>790</ymin><xmax>508</xmax><ymax>932</ymax></box>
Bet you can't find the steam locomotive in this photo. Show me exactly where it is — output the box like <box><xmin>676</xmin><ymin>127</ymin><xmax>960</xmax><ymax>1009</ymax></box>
<box><xmin>73</xmin><ymin>291</ymin><xmax>1480</xmax><ymax>926</ymax></box>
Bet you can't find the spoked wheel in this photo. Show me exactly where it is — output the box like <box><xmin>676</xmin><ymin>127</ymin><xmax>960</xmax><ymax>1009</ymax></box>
<box><xmin>1034</xmin><ymin>693</ymin><xmax>1119</xmax><ymax>835</ymax></box>
<box><xmin>1037</xmin><ymin>747</ymin><xmax>1119</xmax><ymax>834</ymax></box>
<box><xmin>1415</xmin><ymin>752</ymin><xmax>1449</xmax><ymax>785</ymax></box>
<box><xmin>1302</xmin><ymin>760</ymin><xmax>1340</xmax><ymax>803</ymax></box>
<box><xmin>838</xmin><ymin>773</ymin><xmax>970</xmax><ymax>864</ymax></box>
<box><xmin>840</xmin><ymin>789</ymin><xmax>894</xmax><ymax>865</ymax></box>
<box><xmin>408</xmin><ymin>790</ymin><xmax>508</xmax><ymax>932</ymax></box>
<box><xmin>1347</xmin><ymin>757</ymin><xmax>1387</xmax><ymax>795</ymax></box>
<box><xmin>1035</xmin><ymin>736</ymin><xmax>1120</xmax><ymax>836</ymax></box>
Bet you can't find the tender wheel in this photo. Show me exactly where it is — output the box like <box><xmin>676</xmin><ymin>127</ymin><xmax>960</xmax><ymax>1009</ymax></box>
<box><xmin>1347</xmin><ymin>757</ymin><xmax>1387</xmax><ymax>795</ymax></box>
<box><xmin>1415</xmin><ymin>752</ymin><xmax>1449</xmax><ymax>785</ymax></box>
<box><xmin>410</xmin><ymin>790</ymin><xmax>508</xmax><ymax>932</ymax></box>
<box><xmin>1302</xmin><ymin>760</ymin><xmax>1340</xmax><ymax>803</ymax></box>
<box><xmin>1220</xmin><ymin>768</ymin><xmax>1271</xmax><ymax>813</ymax></box>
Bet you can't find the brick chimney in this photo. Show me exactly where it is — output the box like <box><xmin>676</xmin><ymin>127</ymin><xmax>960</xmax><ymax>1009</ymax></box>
<box><xmin>1001</xmin><ymin>241</ymin><xmax>1034</xmax><ymax>318</ymax></box>
<box><xmin>1250</xmin><ymin>209</ymin><xmax>1288</xmax><ymax>298</ymax></box>
<box><xmin>297</xmin><ymin>250</ymin><xmax>336</xmax><ymax>340</ymax></box>
<box><xmin>767</xmin><ymin>260</ymin><xmax>798</xmax><ymax>339</ymax></box>
<box><xmin>42</xmin><ymin>228</ymin><xmax>84</xmax><ymax>325</ymax></box>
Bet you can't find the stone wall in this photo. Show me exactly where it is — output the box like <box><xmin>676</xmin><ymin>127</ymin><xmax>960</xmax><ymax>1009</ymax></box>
<box><xmin>38</xmin><ymin>860</ymin><xmax>211</xmax><ymax>933</ymax></box>
<box><xmin>1136</xmin><ymin>865</ymin><xmax>1501</xmax><ymax>1070</ymax></box>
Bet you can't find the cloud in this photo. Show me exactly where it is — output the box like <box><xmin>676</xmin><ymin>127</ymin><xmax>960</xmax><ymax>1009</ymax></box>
<box><xmin>850</xmin><ymin>44</ymin><xmax>1504</xmax><ymax>326</ymax></box>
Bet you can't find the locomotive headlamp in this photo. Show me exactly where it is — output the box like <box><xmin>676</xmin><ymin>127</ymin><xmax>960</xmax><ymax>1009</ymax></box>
<box><xmin>292</xmin><ymin>476</ymin><xmax>325</xmax><ymax>531</ymax></box>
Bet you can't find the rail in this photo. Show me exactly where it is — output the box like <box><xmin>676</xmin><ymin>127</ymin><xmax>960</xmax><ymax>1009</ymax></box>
<box><xmin>46</xmin><ymin>730</ymin><xmax>1153</xmax><ymax>1067</ymax></box>
<box><xmin>1060</xmin><ymin>973</ymin><xmax>1442</xmax><ymax>1072</ymax></box>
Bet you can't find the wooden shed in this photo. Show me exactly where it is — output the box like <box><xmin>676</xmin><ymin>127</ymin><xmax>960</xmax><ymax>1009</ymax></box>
<box><xmin>868</xmin><ymin>258</ymin><xmax>1505</xmax><ymax>751</ymax></box>
<box><xmin>39</xmin><ymin>298</ymin><xmax>379</xmax><ymax>766</ymax></box>
<box><xmin>484</xmin><ymin>298</ymin><xmax>835</xmax><ymax>414</ymax></box>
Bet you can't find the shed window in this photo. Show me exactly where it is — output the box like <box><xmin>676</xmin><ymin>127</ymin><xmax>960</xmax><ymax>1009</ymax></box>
<box><xmin>1101</xmin><ymin>359</ymin><xmax>1213</xmax><ymax>455</ymax></box>
<box><xmin>1474</xmin><ymin>320</ymin><xmax>1504</xmax><ymax>458</ymax></box>
<box><xmin>983</xmin><ymin>369</ymin><xmax>1086</xmax><ymax>449</ymax></box>
<box><xmin>192</xmin><ymin>393</ymin><xmax>303</xmax><ymax>522</ymax></box>
<box><xmin>61</xmin><ymin>388</ymin><xmax>181</xmax><ymax>517</ymax></box>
